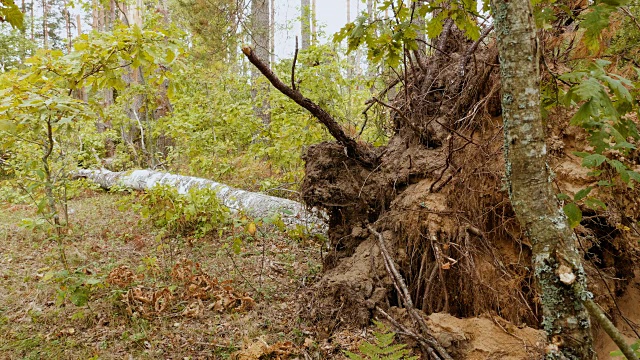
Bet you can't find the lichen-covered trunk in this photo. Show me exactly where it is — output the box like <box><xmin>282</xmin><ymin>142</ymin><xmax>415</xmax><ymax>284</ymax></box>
<box><xmin>492</xmin><ymin>0</ymin><xmax>596</xmax><ymax>358</ymax></box>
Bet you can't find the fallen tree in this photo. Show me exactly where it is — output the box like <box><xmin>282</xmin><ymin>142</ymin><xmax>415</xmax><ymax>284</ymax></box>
<box><xmin>74</xmin><ymin>169</ymin><xmax>327</xmax><ymax>234</ymax></box>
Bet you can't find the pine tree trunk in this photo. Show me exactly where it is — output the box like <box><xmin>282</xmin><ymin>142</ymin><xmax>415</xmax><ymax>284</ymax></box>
<box><xmin>492</xmin><ymin>0</ymin><xmax>596</xmax><ymax>357</ymax></box>
<box><xmin>251</xmin><ymin>0</ymin><xmax>271</xmax><ymax>126</ymax></box>
<box><xmin>42</xmin><ymin>0</ymin><xmax>48</xmax><ymax>49</ymax></box>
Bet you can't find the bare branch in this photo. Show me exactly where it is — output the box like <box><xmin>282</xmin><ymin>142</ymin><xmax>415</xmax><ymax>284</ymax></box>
<box><xmin>292</xmin><ymin>36</ymin><xmax>299</xmax><ymax>90</ymax></box>
<box><xmin>367</xmin><ymin>224</ymin><xmax>453</xmax><ymax>360</ymax></box>
<box><xmin>242</xmin><ymin>46</ymin><xmax>378</xmax><ymax>167</ymax></box>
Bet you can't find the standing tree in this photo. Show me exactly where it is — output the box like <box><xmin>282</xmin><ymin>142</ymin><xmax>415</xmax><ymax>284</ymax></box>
<box><xmin>301</xmin><ymin>0</ymin><xmax>310</xmax><ymax>49</ymax></box>
<box><xmin>251</xmin><ymin>0</ymin><xmax>270</xmax><ymax>125</ymax></box>
<box><xmin>491</xmin><ymin>0</ymin><xmax>595</xmax><ymax>357</ymax></box>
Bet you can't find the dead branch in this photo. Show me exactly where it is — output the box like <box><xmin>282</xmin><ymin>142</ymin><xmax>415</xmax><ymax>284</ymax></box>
<box><xmin>375</xmin><ymin>306</ymin><xmax>444</xmax><ymax>360</ymax></box>
<box><xmin>367</xmin><ymin>224</ymin><xmax>453</xmax><ymax>360</ymax></box>
<box><xmin>372</xmin><ymin>97</ymin><xmax>422</xmax><ymax>136</ymax></box>
<box><xmin>242</xmin><ymin>46</ymin><xmax>378</xmax><ymax>168</ymax></box>
<box><xmin>460</xmin><ymin>25</ymin><xmax>494</xmax><ymax>76</ymax></box>
<box><xmin>292</xmin><ymin>37</ymin><xmax>299</xmax><ymax>90</ymax></box>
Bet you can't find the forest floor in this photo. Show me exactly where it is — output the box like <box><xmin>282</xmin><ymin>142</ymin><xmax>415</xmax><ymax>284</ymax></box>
<box><xmin>1</xmin><ymin>189</ymin><xmax>639</xmax><ymax>359</ymax></box>
<box><xmin>0</xmin><ymin>189</ymin><xmax>361</xmax><ymax>359</ymax></box>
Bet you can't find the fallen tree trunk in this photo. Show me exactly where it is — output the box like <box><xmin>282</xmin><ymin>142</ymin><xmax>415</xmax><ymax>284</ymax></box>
<box><xmin>74</xmin><ymin>169</ymin><xmax>327</xmax><ymax>235</ymax></box>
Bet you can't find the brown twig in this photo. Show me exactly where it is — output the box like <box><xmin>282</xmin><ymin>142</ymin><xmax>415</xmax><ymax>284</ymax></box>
<box><xmin>292</xmin><ymin>37</ymin><xmax>299</xmax><ymax>91</ymax></box>
<box><xmin>242</xmin><ymin>46</ymin><xmax>378</xmax><ymax>167</ymax></box>
<box><xmin>375</xmin><ymin>306</ymin><xmax>444</xmax><ymax>360</ymax></box>
<box><xmin>372</xmin><ymin>97</ymin><xmax>422</xmax><ymax>136</ymax></box>
<box><xmin>367</xmin><ymin>224</ymin><xmax>453</xmax><ymax>360</ymax></box>
<box><xmin>460</xmin><ymin>25</ymin><xmax>494</xmax><ymax>76</ymax></box>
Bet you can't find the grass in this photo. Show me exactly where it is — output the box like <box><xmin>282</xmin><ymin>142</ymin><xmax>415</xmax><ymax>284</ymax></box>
<box><xmin>0</xmin><ymin>188</ymin><xmax>330</xmax><ymax>359</ymax></box>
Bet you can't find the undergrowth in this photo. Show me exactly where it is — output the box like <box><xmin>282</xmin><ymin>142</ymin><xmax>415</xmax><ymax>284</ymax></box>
<box><xmin>345</xmin><ymin>321</ymin><xmax>417</xmax><ymax>360</ymax></box>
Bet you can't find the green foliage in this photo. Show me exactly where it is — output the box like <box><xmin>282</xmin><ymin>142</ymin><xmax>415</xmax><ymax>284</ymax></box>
<box><xmin>344</xmin><ymin>321</ymin><xmax>418</xmax><ymax>360</ymax></box>
<box><xmin>0</xmin><ymin>0</ymin><xmax>24</xmax><ymax>30</ymax></box>
<box><xmin>550</xmin><ymin>59</ymin><xmax>640</xmax><ymax>226</ymax></box>
<box><xmin>0</xmin><ymin>23</ymin><xmax>183</xmax><ymax>230</ymax></box>
<box><xmin>161</xmin><ymin>43</ymin><xmax>374</xmax><ymax>193</ymax></box>
<box><xmin>43</xmin><ymin>268</ymin><xmax>105</xmax><ymax>307</ymax></box>
<box><xmin>611</xmin><ymin>340</ymin><xmax>640</xmax><ymax>358</ymax></box>
<box><xmin>334</xmin><ymin>0</ymin><xmax>480</xmax><ymax>68</ymax></box>
<box><xmin>0</xmin><ymin>27</ymin><xmax>36</xmax><ymax>70</ymax></box>
<box><xmin>127</xmin><ymin>185</ymin><xmax>230</xmax><ymax>238</ymax></box>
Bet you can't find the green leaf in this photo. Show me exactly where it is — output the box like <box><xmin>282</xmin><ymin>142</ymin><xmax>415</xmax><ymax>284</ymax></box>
<box><xmin>606</xmin><ymin>159</ymin><xmax>627</xmax><ymax>174</ymax></box>
<box><xmin>574</xmin><ymin>187</ymin><xmax>592</xmax><ymax>201</ymax></box>
<box><xmin>0</xmin><ymin>0</ymin><xmax>24</xmax><ymax>30</ymax></box>
<box><xmin>563</xmin><ymin>203</ymin><xmax>582</xmax><ymax>229</ymax></box>
<box><xmin>570</xmin><ymin>101</ymin><xmax>595</xmax><ymax>126</ymax></box>
<box><xmin>584</xmin><ymin>197</ymin><xmax>607</xmax><ymax>210</ymax></box>
<box><xmin>0</xmin><ymin>120</ymin><xmax>16</xmax><ymax>133</ymax></box>
<box><xmin>582</xmin><ymin>154</ymin><xmax>607</xmax><ymax>168</ymax></box>
<box><xmin>69</xmin><ymin>286</ymin><xmax>90</xmax><ymax>306</ymax></box>
<box><xmin>580</xmin><ymin>5</ymin><xmax>614</xmax><ymax>51</ymax></box>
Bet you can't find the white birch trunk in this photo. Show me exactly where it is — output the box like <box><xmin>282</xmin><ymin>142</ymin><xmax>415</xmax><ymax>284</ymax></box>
<box><xmin>75</xmin><ymin>169</ymin><xmax>327</xmax><ymax>235</ymax></box>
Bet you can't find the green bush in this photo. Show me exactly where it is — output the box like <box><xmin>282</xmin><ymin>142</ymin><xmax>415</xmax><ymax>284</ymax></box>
<box><xmin>127</xmin><ymin>184</ymin><xmax>230</xmax><ymax>238</ymax></box>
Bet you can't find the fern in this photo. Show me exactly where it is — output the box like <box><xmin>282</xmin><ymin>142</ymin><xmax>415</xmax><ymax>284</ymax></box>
<box><xmin>344</xmin><ymin>321</ymin><xmax>418</xmax><ymax>360</ymax></box>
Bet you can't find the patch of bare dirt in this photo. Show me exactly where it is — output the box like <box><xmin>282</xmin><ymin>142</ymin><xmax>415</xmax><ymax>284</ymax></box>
<box><xmin>425</xmin><ymin>312</ymin><xmax>545</xmax><ymax>359</ymax></box>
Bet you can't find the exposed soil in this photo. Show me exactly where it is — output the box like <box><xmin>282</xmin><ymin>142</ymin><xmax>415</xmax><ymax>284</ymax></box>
<box><xmin>298</xmin><ymin>21</ymin><xmax>640</xmax><ymax>360</ymax></box>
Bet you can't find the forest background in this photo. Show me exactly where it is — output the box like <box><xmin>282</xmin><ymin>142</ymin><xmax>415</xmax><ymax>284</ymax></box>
<box><xmin>1</xmin><ymin>0</ymin><xmax>640</xmax><ymax>358</ymax></box>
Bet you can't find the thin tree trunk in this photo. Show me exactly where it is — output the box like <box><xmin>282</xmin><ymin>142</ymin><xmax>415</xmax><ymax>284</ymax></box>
<box><xmin>301</xmin><ymin>0</ymin><xmax>310</xmax><ymax>49</ymax></box>
<box><xmin>491</xmin><ymin>0</ymin><xmax>596</xmax><ymax>358</ymax></box>
<box><xmin>311</xmin><ymin>0</ymin><xmax>316</xmax><ymax>44</ymax></box>
<box><xmin>346</xmin><ymin>0</ymin><xmax>350</xmax><ymax>22</ymax></box>
<box><xmin>30</xmin><ymin>0</ymin><xmax>34</xmax><ymax>40</ymax></box>
<box><xmin>251</xmin><ymin>0</ymin><xmax>271</xmax><ymax>126</ymax></box>
<box><xmin>42</xmin><ymin>0</ymin><xmax>48</xmax><ymax>49</ymax></box>
<box><xmin>64</xmin><ymin>2</ymin><xmax>72</xmax><ymax>52</ymax></box>
<box><xmin>270</xmin><ymin>0</ymin><xmax>275</xmax><ymax>64</ymax></box>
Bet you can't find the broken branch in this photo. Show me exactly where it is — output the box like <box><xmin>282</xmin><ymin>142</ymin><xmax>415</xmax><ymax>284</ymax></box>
<box><xmin>242</xmin><ymin>46</ymin><xmax>378</xmax><ymax>167</ymax></box>
<box><xmin>368</xmin><ymin>224</ymin><xmax>453</xmax><ymax>360</ymax></box>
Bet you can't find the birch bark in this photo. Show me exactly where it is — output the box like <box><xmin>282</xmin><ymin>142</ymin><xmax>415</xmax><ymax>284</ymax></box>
<box><xmin>75</xmin><ymin>169</ymin><xmax>327</xmax><ymax>235</ymax></box>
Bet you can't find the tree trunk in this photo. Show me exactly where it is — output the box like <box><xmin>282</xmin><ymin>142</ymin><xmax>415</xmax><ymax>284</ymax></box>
<box><xmin>42</xmin><ymin>0</ymin><xmax>48</xmax><ymax>49</ymax></box>
<box><xmin>75</xmin><ymin>169</ymin><xmax>327</xmax><ymax>234</ymax></box>
<box><xmin>30</xmin><ymin>0</ymin><xmax>34</xmax><ymax>41</ymax></box>
<box><xmin>270</xmin><ymin>0</ymin><xmax>275</xmax><ymax>64</ymax></box>
<box><xmin>492</xmin><ymin>0</ymin><xmax>596</xmax><ymax>358</ymax></box>
<box><xmin>414</xmin><ymin>0</ymin><xmax>426</xmax><ymax>55</ymax></box>
<box><xmin>301</xmin><ymin>0</ymin><xmax>310</xmax><ymax>50</ymax></box>
<box><xmin>251</xmin><ymin>0</ymin><xmax>271</xmax><ymax>126</ymax></box>
<box><xmin>311</xmin><ymin>0</ymin><xmax>316</xmax><ymax>44</ymax></box>
<box><xmin>346</xmin><ymin>0</ymin><xmax>350</xmax><ymax>22</ymax></box>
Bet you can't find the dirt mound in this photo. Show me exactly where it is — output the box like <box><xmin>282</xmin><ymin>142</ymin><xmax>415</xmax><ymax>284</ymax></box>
<box><xmin>426</xmin><ymin>312</ymin><xmax>545</xmax><ymax>360</ymax></box>
<box><xmin>298</xmin><ymin>19</ymin><xmax>640</xmax><ymax>359</ymax></box>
